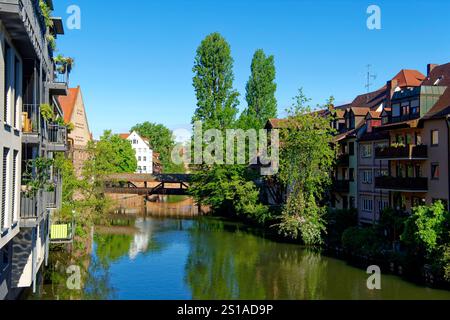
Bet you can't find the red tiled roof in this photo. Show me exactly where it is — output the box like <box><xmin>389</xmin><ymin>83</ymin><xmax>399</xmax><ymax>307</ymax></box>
<box><xmin>57</xmin><ymin>86</ymin><xmax>80</xmax><ymax>123</ymax></box>
<box><xmin>119</xmin><ymin>133</ymin><xmax>130</xmax><ymax>139</ymax></box>
<box><xmin>422</xmin><ymin>63</ymin><xmax>450</xmax><ymax>87</ymax></box>
<box><xmin>392</xmin><ymin>69</ymin><xmax>426</xmax><ymax>88</ymax></box>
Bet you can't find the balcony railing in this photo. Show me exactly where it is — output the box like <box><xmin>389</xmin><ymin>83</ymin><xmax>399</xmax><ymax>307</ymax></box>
<box><xmin>47</xmin><ymin>124</ymin><xmax>68</xmax><ymax>151</ymax></box>
<box><xmin>390</xmin><ymin>113</ymin><xmax>421</xmax><ymax>124</ymax></box>
<box><xmin>22</xmin><ymin>104</ymin><xmax>40</xmax><ymax>134</ymax></box>
<box><xmin>336</xmin><ymin>154</ymin><xmax>350</xmax><ymax>167</ymax></box>
<box><xmin>20</xmin><ymin>190</ymin><xmax>45</xmax><ymax>219</ymax></box>
<box><xmin>375</xmin><ymin>176</ymin><xmax>428</xmax><ymax>192</ymax></box>
<box><xmin>332</xmin><ymin>180</ymin><xmax>350</xmax><ymax>193</ymax></box>
<box><xmin>375</xmin><ymin>145</ymin><xmax>428</xmax><ymax>160</ymax></box>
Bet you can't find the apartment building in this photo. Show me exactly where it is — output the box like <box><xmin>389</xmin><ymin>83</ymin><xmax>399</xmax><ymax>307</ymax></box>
<box><xmin>374</xmin><ymin>64</ymin><xmax>450</xmax><ymax>214</ymax></box>
<box><xmin>120</xmin><ymin>131</ymin><xmax>154</xmax><ymax>174</ymax></box>
<box><xmin>58</xmin><ymin>86</ymin><xmax>92</xmax><ymax>178</ymax></box>
<box><xmin>0</xmin><ymin>0</ymin><xmax>68</xmax><ymax>299</ymax></box>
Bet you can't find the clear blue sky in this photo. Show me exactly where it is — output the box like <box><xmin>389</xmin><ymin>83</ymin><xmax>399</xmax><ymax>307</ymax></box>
<box><xmin>54</xmin><ymin>0</ymin><xmax>450</xmax><ymax>139</ymax></box>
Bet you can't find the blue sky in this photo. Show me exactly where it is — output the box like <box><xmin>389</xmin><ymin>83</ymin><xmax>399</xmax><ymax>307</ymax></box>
<box><xmin>54</xmin><ymin>0</ymin><xmax>450</xmax><ymax>139</ymax></box>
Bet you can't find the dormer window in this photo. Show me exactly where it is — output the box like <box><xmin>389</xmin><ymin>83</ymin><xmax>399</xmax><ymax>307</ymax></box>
<box><xmin>411</xmin><ymin>99</ymin><xmax>420</xmax><ymax>115</ymax></box>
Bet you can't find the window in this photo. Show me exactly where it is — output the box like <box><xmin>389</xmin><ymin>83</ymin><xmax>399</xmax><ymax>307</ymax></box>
<box><xmin>14</xmin><ymin>57</ymin><xmax>20</xmax><ymax>128</ymax></box>
<box><xmin>392</xmin><ymin>104</ymin><xmax>401</xmax><ymax>118</ymax></box>
<box><xmin>342</xmin><ymin>168</ymin><xmax>348</xmax><ymax>180</ymax></box>
<box><xmin>411</xmin><ymin>99</ymin><xmax>420</xmax><ymax>115</ymax></box>
<box><xmin>362</xmin><ymin>170</ymin><xmax>373</xmax><ymax>184</ymax></box>
<box><xmin>4</xmin><ymin>43</ymin><xmax>12</xmax><ymax>124</ymax></box>
<box><xmin>143</xmin><ymin>166</ymin><xmax>147</xmax><ymax>171</ymax></box>
<box><xmin>361</xmin><ymin>145</ymin><xmax>372</xmax><ymax>158</ymax></box>
<box><xmin>343</xmin><ymin>197</ymin><xmax>348</xmax><ymax>210</ymax></box>
<box><xmin>431</xmin><ymin>130</ymin><xmax>439</xmax><ymax>146</ymax></box>
<box><xmin>362</xmin><ymin>198</ymin><xmax>373</xmax><ymax>212</ymax></box>
<box><xmin>1</xmin><ymin>148</ymin><xmax>9</xmax><ymax>230</ymax></box>
<box><xmin>375</xmin><ymin>169</ymin><xmax>388</xmax><ymax>177</ymax></box>
<box><xmin>143</xmin><ymin>157</ymin><xmax>147</xmax><ymax>161</ymax></box>
<box><xmin>349</xmin><ymin>168</ymin><xmax>355</xmax><ymax>182</ymax></box>
<box><xmin>350</xmin><ymin>197</ymin><xmax>356</xmax><ymax>209</ymax></box>
<box><xmin>138</xmin><ymin>156</ymin><xmax>141</xmax><ymax>161</ymax></box>
<box><xmin>11</xmin><ymin>151</ymin><xmax>18</xmax><ymax>223</ymax></box>
<box><xmin>378</xmin><ymin>200</ymin><xmax>389</xmax><ymax>212</ymax></box>
<box><xmin>349</xmin><ymin>142</ymin><xmax>355</xmax><ymax>156</ymax></box>
<box><xmin>431</xmin><ymin>163</ymin><xmax>440</xmax><ymax>180</ymax></box>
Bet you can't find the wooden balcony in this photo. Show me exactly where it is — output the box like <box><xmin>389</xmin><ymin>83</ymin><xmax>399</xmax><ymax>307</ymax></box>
<box><xmin>375</xmin><ymin>176</ymin><xmax>428</xmax><ymax>192</ymax></box>
<box><xmin>332</xmin><ymin>180</ymin><xmax>350</xmax><ymax>193</ymax></box>
<box><xmin>375</xmin><ymin>145</ymin><xmax>428</xmax><ymax>160</ymax></box>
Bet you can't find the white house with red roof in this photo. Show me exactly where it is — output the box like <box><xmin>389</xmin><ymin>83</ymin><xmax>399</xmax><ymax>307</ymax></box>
<box><xmin>120</xmin><ymin>131</ymin><xmax>153</xmax><ymax>174</ymax></box>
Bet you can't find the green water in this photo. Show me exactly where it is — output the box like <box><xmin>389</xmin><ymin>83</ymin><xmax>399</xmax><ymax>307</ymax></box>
<box><xmin>29</xmin><ymin>216</ymin><xmax>450</xmax><ymax>300</ymax></box>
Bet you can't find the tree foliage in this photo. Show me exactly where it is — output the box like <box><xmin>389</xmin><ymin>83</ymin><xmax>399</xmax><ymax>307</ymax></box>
<box><xmin>276</xmin><ymin>90</ymin><xmax>337</xmax><ymax>245</ymax></box>
<box><xmin>192</xmin><ymin>32</ymin><xmax>239</xmax><ymax>130</ymax></box>
<box><xmin>239</xmin><ymin>49</ymin><xmax>277</xmax><ymax>130</ymax></box>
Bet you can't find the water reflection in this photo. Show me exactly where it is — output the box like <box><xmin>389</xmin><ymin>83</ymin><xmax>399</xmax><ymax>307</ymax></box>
<box><xmin>28</xmin><ymin>214</ymin><xmax>450</xmax><ymax>300</ymax></box>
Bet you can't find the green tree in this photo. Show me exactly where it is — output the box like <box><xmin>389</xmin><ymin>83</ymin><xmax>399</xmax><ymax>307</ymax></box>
<box><xmin>131</xmin><ymin>122</ymin><xmax>185</xmax><ymax>173</ymax></box>
<box><xmin>87</xmin><ymin>130</ymin><xmax>137</xmax><ymax>175</ymax></box>
<box><xmin>239</xmin><ymin>49</ymin><xmax>277</xmax><ymax>130</ymax></box>
<box><xmin>192</xmin><ymin>32</ymin><xmax>239</xmax><ymax>130</ymax></box>
<box><xmin>402</xmin><ymin>201</ymin><xmax>450</xmax><ymax>254</ymax></box>
<box><xmin>276</xmin><ymin>90</ymin><xmax>337</xmax><ymax>245</ymax></box>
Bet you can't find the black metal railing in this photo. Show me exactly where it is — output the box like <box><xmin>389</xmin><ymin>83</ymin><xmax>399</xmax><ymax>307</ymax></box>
<box><xmin>48</xmin><ymin>124</ymin><xmax>67</xmax><ymax>146</ymax></box>
<box><xmin>375</xmin><ymin>176</ymin><xmax>428</xmax><ymax>191</ymax></box>
<box><xmin>332</xmin><ymin>180</ymin><xmax>350</xmax><ymax>193</ymax></box>
<box><xmin>375</xmin><ymin>145</ymin><xmax>428</xmax><ymax>160</ymax></box>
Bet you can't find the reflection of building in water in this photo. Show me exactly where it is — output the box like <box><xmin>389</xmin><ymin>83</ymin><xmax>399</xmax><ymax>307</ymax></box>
<box><xmin>128</xmin><ymin>218</ymin><xmax>151</xmax><ymax>260</ymax></box>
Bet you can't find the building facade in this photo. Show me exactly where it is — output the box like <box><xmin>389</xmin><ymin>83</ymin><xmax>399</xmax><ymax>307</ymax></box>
<box><xmin>58</xmin><ymin>86</ymin><xmax>92</xmax><ymax>178</ymax></box>
<box><xmin>0</xmin><ymin>0</ymin><xmax>68</xmax><ymax>299</ymax></box>
<box><xmin>120</xmin><ymin>131</ymin><xmax>154</xmax><ymax>174</ymax></box>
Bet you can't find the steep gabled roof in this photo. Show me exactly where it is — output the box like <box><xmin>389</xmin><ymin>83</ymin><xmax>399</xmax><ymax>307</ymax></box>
<box><xmin>392</xmin><ymin>69</ymin><xmax>426</xmax><ymax>88</ymax></box>
<box><xmin>422</xmin><ymin>63</ymin><xmax>450</xmax><ymax>87</ymax></box>
<box><xmin>57</xmin><ymin>86</ymin><xmax>80</xmax><ymax>123</ymax></box>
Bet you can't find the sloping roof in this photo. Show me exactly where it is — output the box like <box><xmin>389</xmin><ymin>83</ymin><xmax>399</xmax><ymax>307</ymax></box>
<box><xmin>119</xmin><ymin>133</ymin><xmax>130</xmax><ymax>139</ymax></box>
<box><xmin>57</xmin><ymin>86</ymin><xmax>80</xmax><ymax>123</ymax></box>
<box><xmin>266</xmin><ymin>118</ymin><xmax>289</xmax><ymax>129</ymax></box>
<box><xmin>392</xmin><ymin>69</ymin><xmax>426</xmax><ymax>88</ymax></box>
<box><xmin>420</xmin><ymin>63</ymin><xmax>450</xmax><ymax>120</ymax></box>
<box><xmin>351</xmin><ymin>107</ymin><xmax>371</xmax><ymax>117</ymax></box>
<box><xmin>350</xmin><ymin>87</ymin><xmax>386</xmax><ymax>110</ymax></box>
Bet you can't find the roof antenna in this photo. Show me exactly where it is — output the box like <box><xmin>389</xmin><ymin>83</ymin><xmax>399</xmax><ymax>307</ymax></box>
<box><xmin>365</xmin><ymin>64</ymin><xmax>377</xmax><ymax>95</ymax></box>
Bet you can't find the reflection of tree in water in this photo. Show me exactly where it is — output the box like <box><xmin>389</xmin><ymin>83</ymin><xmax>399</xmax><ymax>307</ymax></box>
<box><xmin>95</xmin><ymin>234</ymin><xmax>134</xmax><ymax>268</ymax></box>
<box><xmin>83</xmin><ymin>250</ymin><xmax>116</xmax><ymax>300</ymax></box>
<box><xmin>185</xmin><ymin>219</ymin><xmax>329</xmax><ymax>300</ymax></box>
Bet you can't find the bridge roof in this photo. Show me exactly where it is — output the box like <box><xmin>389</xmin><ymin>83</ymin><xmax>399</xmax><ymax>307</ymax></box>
<box><xmin>104</xmin><ymin>173</ymin><xmax>192</xmax><ymax>183</ymax></box>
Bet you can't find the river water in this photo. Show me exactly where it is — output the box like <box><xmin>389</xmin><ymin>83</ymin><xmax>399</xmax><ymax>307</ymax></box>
<box><xmin>26</xmin><ymin>197</ymin><xmax>450</xmax><ymax>300</ymax></box>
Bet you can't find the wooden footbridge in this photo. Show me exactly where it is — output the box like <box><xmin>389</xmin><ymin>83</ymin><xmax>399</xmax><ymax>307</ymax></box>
<box><xmin>103</xmin><ymin>173</ymin><xmax>193</xmax><ymax>196</ymax></box>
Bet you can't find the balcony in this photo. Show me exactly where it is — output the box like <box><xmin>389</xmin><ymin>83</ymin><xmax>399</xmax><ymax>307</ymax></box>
<box><xmin>375</xmin><ymin>176</ymin><xmax>428</xmax><ymax>192</ymax></box>
<box><xmin>336</xmin><ymin>154</ymin><xmax>350</xmax><ymax>167</ymax></box>
<box><xmin>49</xmin><ymin>68</ymin><xmax>69</xmax><ymax>96</ymax></box>
<box><xmin>375</xmin><ymin>145</ymin><xmax>428</xmax><ymax>160</ymax></box>
<box><xmin>332</xmin><ymin>180</ymin><xmax>350</xmax><ymax>193</ymax></box>
<box><xmin>45</xmin><ymin>175</ymin><xmax>62</xmax><ymax>209</ymax></box>
<box><xmin>47</xmin><ymin>124</ymin><xmax>68</xmax><ymax>152</ymax></box>
<box><xmin>0</xmin><ymin>0</ymin><xmax>52</xmax><ymax>71</ymax></box>
<box><xmin>20</xmin><ymin>190</ymin><xmax>45</xmax><ymax>221</ymax></box>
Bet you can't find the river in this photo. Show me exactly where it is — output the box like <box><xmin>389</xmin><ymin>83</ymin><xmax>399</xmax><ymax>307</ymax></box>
<box><xmin>26</xmin><ymin>196</ymin><xmax>450</xmax><ymax>300</ymax></box>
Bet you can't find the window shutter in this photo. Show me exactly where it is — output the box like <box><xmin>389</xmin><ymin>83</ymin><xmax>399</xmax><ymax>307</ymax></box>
<box><xmin>1</xmin><ymin>148</ymin><xmax>9</xmax><ymax>229</ymax></box>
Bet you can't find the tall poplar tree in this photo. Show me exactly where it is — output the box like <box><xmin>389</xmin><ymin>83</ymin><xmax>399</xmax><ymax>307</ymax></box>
<box><xmin>240</xmin><ymin>49</ymin><xmax>277</xmax><ymax>130</ymax></box>
<box><xmin>192</xmin><ymin>32</ymin><xmax>239</xmax><ymax>130</ymax></box>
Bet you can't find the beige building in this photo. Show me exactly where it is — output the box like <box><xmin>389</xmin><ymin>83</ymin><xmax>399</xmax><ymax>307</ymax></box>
<box><xmin>58</xmin><ymin>87</ymin><xmax>92</xmax><ymax>177</ymax></box>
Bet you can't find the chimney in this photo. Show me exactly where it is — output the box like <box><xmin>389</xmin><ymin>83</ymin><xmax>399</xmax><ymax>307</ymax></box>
<box><xmin>386</xmin><ymin>79</ymin><xmax>398</xmax><ymax>108</ymax></box>
<box><xmin>427</xmin><ymin>64</ymin><xmax>439</xmax><ymax>77</ymax></box>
